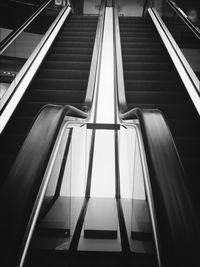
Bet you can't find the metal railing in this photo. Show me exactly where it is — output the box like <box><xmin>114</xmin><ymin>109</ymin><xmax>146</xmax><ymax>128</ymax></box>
<box><xmin>0</xmin><ymin>4</ymin><xmax>72</xmax><ymax>134</ymax></box>
<box><xmin>0</xmin><ymin>0</ymin><xmax>53</xmax><ymax>55</ymax></box>
<box><xmin>167</xmin><ymin>0</ymin><xmax>200</xmax><ymax>40</ymax></box>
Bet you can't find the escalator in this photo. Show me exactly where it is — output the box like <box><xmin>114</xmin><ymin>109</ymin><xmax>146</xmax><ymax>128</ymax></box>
<box><xmin>0</xmin><ymin>1</ymin><xmax>200</xmax><ymax>267</ymax></box>
<box><xmin>0</xmin><ymin>14</ymin><xmax>98</xmax><ymax>185</ymax></box>
<box><xmin>119</xmin><ymin>15</ymin><xmax>200</xmax><ymax>219</ymax></box>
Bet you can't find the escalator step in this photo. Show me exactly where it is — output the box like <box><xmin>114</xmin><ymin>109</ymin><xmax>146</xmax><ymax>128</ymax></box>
<box><xmin>125</xmin><ymin>80</ymin><xmax>183</xmax><ymax>91</ymax></box>
<box><xmin>122</xmin><ymin>42</ymin><xmax>161</xmax><ymax>48</ymax></box>
<box><xmin>51</xmin><ymin>40</ymin><xmax>94</xmax><ymax>48</ymax></box>
<box><xmin>37</xmin><ymin>69</ymin><xmax>89</xmax><ymax>80</ymax></box>
<box><xmin>50</xmin><ymin>47</ymin><xmax>93</xmax><ymax>55</ymax></box>
<box><xmin>58</xmin><ymin>31</ymin><xmax>96</xmax><ymax>36</ymax></box>
<box><xmin>25</xmin><ymin>89</ymin><xmax>86</xmax><ymax>103</ymax></box>
<box><xmin>60</xmin><ymin>27</ymin><xmax>97</xmax><ymax>33</ymax></box>
<box><xmin>124</xmin><ymin>70</ymin><xmax>178</xmax><ymax>80</ymax></box>
<box><xmin>120</xmin><ymin>29</ymin><xmax>157</xmax><ymax>34</ymax></box>
<box><xmin>126</xmin><ymin>91</ymin><xmax>188</xmax><ymax>104</ymax></box>
<box><xmin>53</xmin><ymin>36</ymin><xmax>95</xmax><ymax>43</ymax></box>
<box><xmin>120</xmin><ymin>37</ymin><xmax>161</xmax><ymax>42</ymax></box>
<box><xmin>121</xmin><ymin>32</ymin><xmax>159</xmax><ymax>38</ymax></box>
<box><xmin>123</xmin><ymin>62</ymin><xmax>173</xmax><ymax>71</ymax></box>
<box><xmin>47</xmin><ymin>53</ymin><xmax>92</xmax><ymax>62</ymax></box>
<box><xmin>42</xmin><ymin>60</ymin><xmax>91</xmax><ymax>70</ymax></box>
<box><xmin>30</xmin><ymin>78</ymin><xmax>88</xmax><ymax>91</ymax></box>
<box><xmin>122</xmin><ymin>54</ymin><xmax>171</xmax><ymax>63</ymax></box>
<box><xmin>122</xmin><ymin>48</ymin><xmax>166</xmax><ymax>55</ymax></box>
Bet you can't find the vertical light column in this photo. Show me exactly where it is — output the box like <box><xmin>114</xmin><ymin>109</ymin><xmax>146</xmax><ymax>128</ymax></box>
<box><xmin>90</xmin><ymin>8</ymin><xmax>116</xmax><ymax>198</ymax></box>
<box><xmin>96</xmin><ymin>7</ymin><xmax>115</xmax><ymax>124</ymax></box>
<box><xmin>119</xmin><ymin>126</ymin><xmax>146</xmax><ymax>200</ymax></box>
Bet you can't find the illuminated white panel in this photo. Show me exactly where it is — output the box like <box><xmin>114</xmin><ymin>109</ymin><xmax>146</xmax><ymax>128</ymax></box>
<box><xmin>90</xmin><ymin>130</ymin><xmax>116</xmax><ymax>197</ymax></box>
<box><xmin>70</xmin><ymin>126</ymin><xmax>87</xmax><ymax>197</ymax></box>
<box><xmin>119</xmin><ymin>126</ymin><xmax>136</xmax><ymax>198</ymax></box>
<box><xmin>89</xmin><ymin>8</ymin><xmax>116</xmax><ymax>198</ymax></box>
<box><xmin>119</xmin><ymin>126</ymin><xmax>146</xmax><ymax>200</ymax></box>
<box><xmin>133</xmin><ymin>135</ymin><xmax>146</xmax><ymax>200</ymax></box>
<box><xmin>96</xmin><ymin>8</ymin><xmax>115</xmax><ymax>123</ymax></box>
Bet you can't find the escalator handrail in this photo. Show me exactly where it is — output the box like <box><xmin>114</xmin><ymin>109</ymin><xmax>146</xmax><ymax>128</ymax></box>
<box><xmin>83</xmin><ymin>0</ymin><xmax>106</xmax><ymax>111</ymax></box>
<box><xmin>67</xmin><ymin>0</ymin><xmax>74</xmax><ymax>12</ymax></box>
<box><xmin>0</xmin><ymin>104</ymin><xmax>87</xmax><ymax>267</ymax></box>
<box><xmin>142</xmin><ymin>0</ymin><xmax>151</xmax><ymax>17</ymax></box>
<box><xmin>0</xmin><ymin>4</ymin><xmax>71</xmax><ymax>135</ymax></box>
<box><xmin>0</xmin><ymin>0</ymin><xmax>54</xmax><ymax>55</ymax></box>
<box><xmin>121</xmin><ymin>108</ymin><xmax>200</xmax><ymax>266</ymax></box>
<box><xmin>167</xmin><ymin>0</ymin><xmax>200</xmax><ymax>40</ymax></box>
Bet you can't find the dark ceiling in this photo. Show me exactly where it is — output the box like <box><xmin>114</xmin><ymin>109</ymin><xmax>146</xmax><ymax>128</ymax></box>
<box><xmin>0</xmin><ymin>0</ymin><xmax>200</xmax><ymax>32</ymax></box>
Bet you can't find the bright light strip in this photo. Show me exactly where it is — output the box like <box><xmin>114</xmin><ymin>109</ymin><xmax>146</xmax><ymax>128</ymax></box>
<box><xmin>96</xmin><ymin>8</ymin><xmax>115</xmax><ymax>124</ymax></box>
<box><xmin>90</xmin><ymin>130</ymin><xmax>116</xmax><ymax>197</ymax></box>
<box><xmin>90</xmin><ymin>8</ymin><xmax>116</xmax><ymax>198</ymax></box>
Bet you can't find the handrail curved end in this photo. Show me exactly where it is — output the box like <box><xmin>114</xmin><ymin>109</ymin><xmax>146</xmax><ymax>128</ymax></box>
<box><xmin>121</xmin><ymin>107</ymin><xmax>200</xmax><ymax>266</ymax></box>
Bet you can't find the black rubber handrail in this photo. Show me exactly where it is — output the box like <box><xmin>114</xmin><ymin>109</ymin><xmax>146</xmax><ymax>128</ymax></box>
<box><xmin>0</xmin><ymin>0</ymin><xmax>53</xmax><ymax>54</ymax></box>
<box><xmin>121</xmin><ymin>108</ymin><xmax>200</xmax><ymax>266</ymax></box>
<box><xmin>0</xmin><ymin>104</ymin><xmax>87</xmax><ymax>267</ymax></box>
<box><xmin>167</xmin><ymin>0</ymin><xmax>200</xmax><ymax>40</ymax></box>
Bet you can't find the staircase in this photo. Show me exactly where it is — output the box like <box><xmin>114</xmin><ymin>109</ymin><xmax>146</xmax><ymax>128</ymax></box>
<box><xmin>0</xmin><ymin>15</ymin><xmax>98</xmax><ymax>186</ymax></box>
<box><xmin>119</xmin><ymin>16</ymin><xmax>200</xmax><ymax>218</ymax></box>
